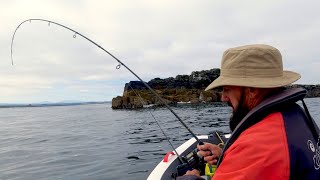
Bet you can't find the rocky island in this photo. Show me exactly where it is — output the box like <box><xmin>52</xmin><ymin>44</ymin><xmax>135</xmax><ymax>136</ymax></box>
<box><xmin>112</xmin><ymin>69</ymin><xmax>320</xmax><ymax>109</ymax></box>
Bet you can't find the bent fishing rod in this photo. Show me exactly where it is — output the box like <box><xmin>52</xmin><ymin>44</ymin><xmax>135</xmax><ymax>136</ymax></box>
<box><xmin>10</xmin><ymin>19</ymin><xmax>202</xmax><ymax>144</ymax></box>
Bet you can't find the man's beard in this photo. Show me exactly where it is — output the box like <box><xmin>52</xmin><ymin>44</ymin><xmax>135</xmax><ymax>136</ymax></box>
<box><xmin>229</xmin><ymin>91</ymin><xmax>250</xmax><ymax>132</ymax></box>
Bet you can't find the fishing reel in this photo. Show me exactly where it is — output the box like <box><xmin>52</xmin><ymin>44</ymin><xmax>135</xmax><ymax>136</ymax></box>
<box><xmin>176</xmin><ymin>147</ymin><xmax>206</xmax><ymax>177</ymax></box>
<box><xmin>175</xmin><ymin>132</ymin><xmax>225</xmax><ymax>178</ymax></box>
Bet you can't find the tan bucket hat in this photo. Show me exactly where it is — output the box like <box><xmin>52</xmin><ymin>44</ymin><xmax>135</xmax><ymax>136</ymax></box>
<box><xmin>205</xmin><ymin>44</ymin><xmax>301</xmax><ymax>91</ymax></box>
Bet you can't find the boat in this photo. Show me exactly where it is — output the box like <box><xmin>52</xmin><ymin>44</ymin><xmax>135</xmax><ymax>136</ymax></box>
<box><xmin>147</xmin><ymin>132</ymin><xmax>230</xmax><ymax>180</ymax></box>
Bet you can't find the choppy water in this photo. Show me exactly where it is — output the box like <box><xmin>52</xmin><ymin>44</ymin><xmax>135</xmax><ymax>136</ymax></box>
<box><xmin>1</xmin><ymin>98</ymin><xmax>320</xmax><ymax>180</ymax></box>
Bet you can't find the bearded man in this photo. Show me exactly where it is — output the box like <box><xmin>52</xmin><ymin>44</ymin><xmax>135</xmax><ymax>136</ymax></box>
<box><xmin>180</xmin><ymin>44</ymin><xmax>320</xmax><ymax>180</ymax></box>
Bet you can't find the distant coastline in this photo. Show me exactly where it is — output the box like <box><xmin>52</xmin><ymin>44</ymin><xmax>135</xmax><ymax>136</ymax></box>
<box><xmin>0</xmin><ymin>101</ymin><xmax>110</xmax><ymax>108</ymax></box>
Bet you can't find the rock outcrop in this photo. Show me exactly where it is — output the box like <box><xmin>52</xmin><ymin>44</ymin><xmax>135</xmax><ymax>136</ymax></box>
<box><xmin>112</xmin><ymin>69</ymin><xmax>320</xmax><ymax>109</ymax></box>
<box><xmin>287</xmin><ymin>84</ymin><xmax>320</xmax><ymax>98</ymax></box>
<box><xmin>112</xmin><ymin>69</ymin><xmax>221</xmax><ymax>109</ymax></box>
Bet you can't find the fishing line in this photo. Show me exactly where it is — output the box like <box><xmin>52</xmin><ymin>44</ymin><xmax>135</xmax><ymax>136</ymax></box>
<box><xmin>10</xmin><ymin>18</ymin><xmax>202</xmax><ymax>144</ymax></box>
<box><xmin>128</xmin><ymin>84</ymin><xmax>184</xmax><ymax>163</ymax></box>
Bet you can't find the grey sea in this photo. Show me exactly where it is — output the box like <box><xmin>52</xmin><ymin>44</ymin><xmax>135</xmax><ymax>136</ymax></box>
<box><xmin>1</xmin><ymin>98</ymin><xmax>320</xmax><ymax>180</ymax></box>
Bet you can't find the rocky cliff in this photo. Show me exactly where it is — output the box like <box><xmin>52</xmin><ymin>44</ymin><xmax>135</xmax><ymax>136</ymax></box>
<box><xmin>112</xmin><ymin>69</ymin><xmax>320</xmax><ymax>109</ymax></box>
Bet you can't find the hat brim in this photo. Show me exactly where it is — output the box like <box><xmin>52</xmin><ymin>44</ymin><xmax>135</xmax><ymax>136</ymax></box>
<box><xmin>205</xmin><ymin>70</ymin><xmax>301</xmax><ymax>91</ymax></box>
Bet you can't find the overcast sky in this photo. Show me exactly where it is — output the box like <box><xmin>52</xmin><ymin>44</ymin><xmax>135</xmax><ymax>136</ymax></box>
<box><xmin>1</xmin><ymin>0</ymin><xmax>319</xmax><ymax>103</ymax></box>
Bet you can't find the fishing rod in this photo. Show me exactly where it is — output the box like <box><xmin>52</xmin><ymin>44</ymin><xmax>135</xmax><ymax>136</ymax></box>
<box><xmin>10</xmin><ymin>18</ymin><xmax>203</xmax><ymax>144</ymax></box>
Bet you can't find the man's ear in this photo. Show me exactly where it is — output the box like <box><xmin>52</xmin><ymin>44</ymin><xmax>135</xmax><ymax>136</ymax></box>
<box><xmin>248</xmin><ymin>87</ymin><xmax>260</xmax><ymax>99</ymax></box>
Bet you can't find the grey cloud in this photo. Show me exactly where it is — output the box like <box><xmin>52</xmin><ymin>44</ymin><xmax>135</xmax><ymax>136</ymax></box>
<box><xmin>1</xmin><ymin>0</ymin><xmax>320</xmax><ymax>103</ymax></box>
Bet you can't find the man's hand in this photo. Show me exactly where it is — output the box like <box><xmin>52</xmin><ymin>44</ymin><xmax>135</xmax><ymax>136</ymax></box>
<box><xmin>178</xmin><ymin>169</ymin><xmax>204</xmax><ymax>180</ymax></box>
<box><xmin>185</xmin><ymin>169</ymin><xmax>200</xmax><ymax>176</ymax></box>
<box><xmin>197</xmin><ymin>143</ymin><xmax>222</xmax><ymax>165</ymax></box>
